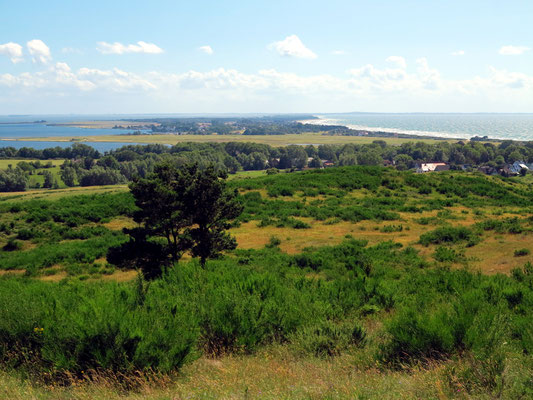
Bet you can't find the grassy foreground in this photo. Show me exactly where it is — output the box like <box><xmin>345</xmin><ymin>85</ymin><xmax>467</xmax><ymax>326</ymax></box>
<box><xmin>0</xmin><ymin>166</ymin><xmax>532</xmax><ymax>399</ymax></box>
<box><xmin>0</xmin><ymin>347</ymin><xmax>497</xmax><ymax>399</ymax></box>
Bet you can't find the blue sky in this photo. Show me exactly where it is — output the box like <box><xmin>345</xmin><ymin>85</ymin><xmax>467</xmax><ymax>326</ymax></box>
<box><xmin>1</xmin><ymin>0</ymin><xmax>532</xmax><ymax>114</ymax></box>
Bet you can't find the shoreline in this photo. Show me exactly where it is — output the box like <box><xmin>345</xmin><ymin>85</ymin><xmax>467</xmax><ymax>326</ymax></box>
<box><xmin>300</xmin><ymin>116</ymin><xmax>506</xmax><ymax>142</ymax></box>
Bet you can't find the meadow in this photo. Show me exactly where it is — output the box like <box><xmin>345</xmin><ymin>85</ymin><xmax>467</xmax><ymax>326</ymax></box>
<box><xmin>0</xmin><ymin>166</ymin><xmax>532</xmax><ymax>399</ymax></box>
<box><xmin>12</xmin><ymin>132</ymin><xmax>456</xmax><ymax>147</ymax></box>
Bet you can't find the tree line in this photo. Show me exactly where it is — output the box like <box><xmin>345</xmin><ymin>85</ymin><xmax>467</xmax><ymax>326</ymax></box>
<box><xmin>0</xmin><ymin>139</ymin><xmax>532</xmax><ymax>191</ymax></box>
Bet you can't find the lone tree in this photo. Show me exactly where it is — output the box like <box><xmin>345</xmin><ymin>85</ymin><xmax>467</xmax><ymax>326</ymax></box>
<box><xmin>108</xmin><ymin>163</ymin><xmax>242</xmax><ymax>278</ymax></box>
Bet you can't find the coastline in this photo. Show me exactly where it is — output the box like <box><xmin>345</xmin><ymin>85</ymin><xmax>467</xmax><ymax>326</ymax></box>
<box><xmin>298</xmin><ymin>116</ymin><xmax>529</xmax><ymax>142</ymax></box>
<box><xmin>299</xmin><ymin>117</ymin><xmax>471</xmax><ymax>141</ymax></box>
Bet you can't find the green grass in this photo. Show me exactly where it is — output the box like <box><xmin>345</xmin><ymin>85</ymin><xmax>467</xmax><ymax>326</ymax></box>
<box><xmin>0</xmin><ymin>159</ymin><xmax>64</xmax><ymax>169</ymax></box>
<box><xmin>227</xmin><ymin>169</ymin><xmax>268</xmax><ymax>180</ymax></box>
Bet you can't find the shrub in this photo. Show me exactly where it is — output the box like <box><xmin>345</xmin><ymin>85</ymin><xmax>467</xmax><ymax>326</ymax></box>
<box><xmin>419</xmin><ymin>226</ymin><xmax>480</xmax><ymax>247</ymax></box>
<box><xmin>434</xmin><ymin>246</ymin><xmax>463</xmax><ymax>263</ymax></box>
<box><xmin>266</xmin><ymin>236</ymin><xmax>281</xmax><ymax>248</ymax></box>
<box><xmin>514</xmin><ymin>248</ymin><xmax>530</xmax><ymax>257</ymax></box>
<box><xmin>17</xmin><ymin>228</ymin><xmax>38</xmax><ymax>240</ymax></box>
<box><xmin>290</xmin><ymin>320</ymin><xmax>365</xmax><ymax>358</ymax></box>
<box><xmin>380</xmin><ymin>224</ymin><xmax>403</xmax><ymax>233</ymax></box>
<box><xmin>3</xmin><ymin>238</ymin><xmax>21</xmax><ymax>251</ymax></box>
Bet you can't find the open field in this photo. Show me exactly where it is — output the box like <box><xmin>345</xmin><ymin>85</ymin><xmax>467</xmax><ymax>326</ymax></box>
<box><xmin>0</xmin><ymin>159</ymin><xmax>64</xmax><ymax>169</ymax></box>
<box><xmin>0</xmin><ymin>184</ymin><xmax>128</xmax><ymax>201</ymax></box>
<box><xmin>8</xmin><ymin>132</ymin><xmax>459</xmax><ymax>146</ymax></box>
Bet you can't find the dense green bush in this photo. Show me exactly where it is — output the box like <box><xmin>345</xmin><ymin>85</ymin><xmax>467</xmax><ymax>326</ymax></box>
<box><xmin>514</xmin><ymin>248</ymin><xmax>531</xmax><ymax>257</ymax></box>
<box><xmin>433</xmin><ymin>246</ymin><xmax>464</xmax><ymax>263</ymax></box>
<box><xmin>290</xmin><ymin>319</ymin><xmax>366</xmax><ymax>357</ymax></box>
<box><xmin>0</xmin><ymin>235</ymin><xmax>530</xmax><ymax>386</ymax></box>
<box><xmin>419</xmin><ymin>226</ymin><xmax>480</xmax><ymax>246</ymax></box>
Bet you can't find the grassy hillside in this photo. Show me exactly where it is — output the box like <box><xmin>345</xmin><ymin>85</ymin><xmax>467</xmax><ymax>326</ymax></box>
<box><xmin>0</xmin><ymin>166</ymin><xmax>532</xmax><ymax>399</ymax></box>
<box><xmin>1</xmin><ymin>166</ymin><xmax>532</xmax><ymax>278</ymax></box>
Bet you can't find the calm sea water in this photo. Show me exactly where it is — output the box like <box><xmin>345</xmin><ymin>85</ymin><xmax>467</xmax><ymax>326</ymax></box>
<box><xmin>308</xmin><ymin>113</ymin><xmax>533</xmax><ymax>141</ymax></box>
<box><xmin>0</xmin><ymin>140</ymin><xmax>140</xmax><ymax>153</ymax></box>
<box><xmin>1</xmin><ymin>114</ymin><xmax>532</xmax><ymax>153</ymax></box>
<box><xmin>0</xmin><ymin>115</ymin><xmax>151</xmax><ymax>152</ymax></box>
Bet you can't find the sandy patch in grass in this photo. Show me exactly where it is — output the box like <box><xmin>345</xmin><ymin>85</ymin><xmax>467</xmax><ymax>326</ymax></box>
<box><xmin>103</xmin><ymin>217</ymin><xmax>137</xmax><ymax>231</ymax></box>
<box><xmin>100</xmin><ymin>269</ymin><xmax>138</xmax><ymax>282</ymax></box>
<box><xmin>232</xmin><ymin>218</ymin><xmax>428</xmax><ymax>254</ymax></box>
<box><xmin>465</xmin><ymin>233</ymin><xmax>533</xmax><ymax>275</ymax></box>
<box><xmin>0</xmin><ymin>269</ymin><xmax>25</xmax><ymax>276</ymax></box>
<box><xmin>39</xmin><ymin>271</ymin><xmax>68</xmax><ymax>282</ymax></box>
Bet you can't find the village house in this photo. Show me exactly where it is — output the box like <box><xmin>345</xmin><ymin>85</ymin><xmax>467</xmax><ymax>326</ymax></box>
<box><xmin>415</xmin><ymin>162</ymin><xmax>450</xmax><ymax>173</ymax></box>
<box><xmin>509</xmin><ymin>161</ymin><xmax>530</xmax><ymax>175</ymax></box>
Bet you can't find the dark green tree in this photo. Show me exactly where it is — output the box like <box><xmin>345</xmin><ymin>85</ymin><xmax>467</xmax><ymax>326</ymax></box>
<box><xmin>0</xmin><ymin>169</ymin><xmax>28</xmax><ymax>192</ymax></box>
<box><xmin>60</xmin><ymin>166</ymin><xmax>77</xmax><ymax>187</ymax></box>
<box><xmin>43</xmin><ymin>170</ymin><xmax>53</xmax><ymax>188</ymax></box>
<box><xmin>109</xmin><ymin>163</ymin><xmax>242</xmax><ymax>277</ymax></box>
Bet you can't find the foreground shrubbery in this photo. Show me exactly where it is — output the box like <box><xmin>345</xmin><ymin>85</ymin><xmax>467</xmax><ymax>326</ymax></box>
<box><xmin>0</xmin><ymin>166</ymin><xmax>532</xmax><ymax>398</ymax></box>
<box><xmin>0</xmin><ymin>240</ymin><xmax>531</xmax><ymax>388</ymax></box>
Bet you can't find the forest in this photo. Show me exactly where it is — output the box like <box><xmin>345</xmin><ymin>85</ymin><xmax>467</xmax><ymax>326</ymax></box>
<box><xmin>0</xmin><ymin>138</ymin><xmax>532</xmax><ymax>192</ymax></box>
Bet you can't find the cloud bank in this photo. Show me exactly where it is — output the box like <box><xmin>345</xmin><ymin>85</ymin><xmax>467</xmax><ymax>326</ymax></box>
<box><xmin>1</xmin><ymin>56</ymin><xmax>533</xmax><ymax>113</ymax></box>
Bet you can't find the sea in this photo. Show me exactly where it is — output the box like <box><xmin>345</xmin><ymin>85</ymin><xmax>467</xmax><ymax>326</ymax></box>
<box><xmin>304</xmin><ymin>113</ymin><xmax>533</xmax><ymax>141</ymax></box>
<box><xmin>0</xmin><ymin>113</ymin><xmax>532</xmax><ymax>153</ymax></box>
<box><xmin>0</xmin><ymin>114</ymin><xmax>154</xmax><ymax>153</ymax></box>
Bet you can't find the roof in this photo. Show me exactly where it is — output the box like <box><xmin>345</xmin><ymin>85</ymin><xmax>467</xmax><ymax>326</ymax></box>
<box><xmin>416</xmin><ymin>162</ymin><xmax>448</xmax><ymax>172</ymax></box>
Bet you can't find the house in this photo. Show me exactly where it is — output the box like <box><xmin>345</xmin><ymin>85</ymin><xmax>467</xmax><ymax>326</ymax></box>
<box><xmin>321</xmin><ymin>160</ymin><xmax>335</xmax><ymax>168</ymax></box>
<box><xmin>509</xmin><ymin>161</ymin><xmax>529</xmax><ymax>175</ymax></box>
<box><xmin>415</xmin><ymin>162</ymin><xmax>450</xmax><ymax>173</ymax></box>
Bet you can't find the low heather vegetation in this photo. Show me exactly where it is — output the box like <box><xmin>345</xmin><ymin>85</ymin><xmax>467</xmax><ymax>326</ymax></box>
<box><xmin>0</xmin><ymin>165</ymin><xmax>531</xmax><ymax>398</ymax></box>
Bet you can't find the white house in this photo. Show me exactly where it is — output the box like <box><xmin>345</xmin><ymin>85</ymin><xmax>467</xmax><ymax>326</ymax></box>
<box><xmin>509</xmin><ymin>161</ymin><xmax>529</xmax><ymax>174</ymax></box>
<box><xmin>415</xmin><ymin>162</ymin><xmax>450</xmax><ymax>173</ymax></box>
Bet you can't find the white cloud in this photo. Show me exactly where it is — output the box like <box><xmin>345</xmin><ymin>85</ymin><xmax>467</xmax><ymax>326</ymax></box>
<box><xmin>451</xmin><ymin>50</ymin><xmax>465</xmax><ymax>56</ymax></box>
<box><xmin>386</xmin><ymin>56</ymin><xmax>407</xmax><ymax>69</ymax></box>
<box><xmin>0</xmin><ymin>42</ymin><xmax>24</xmax><ymax>63</ymax></box>
<box><xmin>268</xmin><ymin>35</ymin><xmax>317</xmax><ymax>59</ymax></box>
<box><xmin>96</xmin><ymin>41</ymin><xmax>164</xmax><ymax>55</ymax></box>
<box><xmin>331</xmin><ymin>50</ymin><xmax>347</xmax><ymax>56</ymax></box>
<box><xmin>499</xmin><ymin>45</ymin><xmax>530</xmax><ymax>55</ymax></box>
<box><xmin>27</xmin><ymin>39</ymin><xmax>52</xmax><ymax>64</ymax></box>
<box><xmin>0</xmin><ymin>62</ymin><xmax>156</xmax><ymax>92</ymax></box>
<box><xmin>2</xmin><ymin>60</ymin><xmax>533</xmax><ymax>113</ymax></box>
<box><xmin>198</xmin><ymin>45</ymin><xmax>213</xmax><ymax>55</ymax></box>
